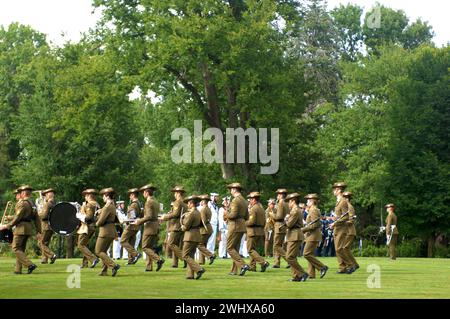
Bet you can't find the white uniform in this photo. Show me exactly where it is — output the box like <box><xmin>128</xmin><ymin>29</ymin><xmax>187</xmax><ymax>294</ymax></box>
<box><xmin>207</xmin><ymin>200</ymin><xmax>220</xmax><ymax>254</ymax></box>
<box><xmin>218</xmin><ymin>207</ymin><xmax>230</xmax><ymax>258</ymax></box>
<box><xmin>239</xmin><ymin>233</ymin><xmax>249</xmax><ymax>258</ymax></box>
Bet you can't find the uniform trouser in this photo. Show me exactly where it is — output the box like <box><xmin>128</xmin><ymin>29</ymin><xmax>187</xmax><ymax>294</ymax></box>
<box><xmin>95</xmin><ymin>237</ymin><xmax>117</xmax><ymax>273</ymax></box>
<box><xmin>198</xmin><ymin>233</ymin><xmax>213</xmax><ymax>264</ymax></box>
<box><xmin>219</xmin><ymin>230</ymin><xmax>229</xmax><ymax>258</ymax></box>
<box><xmin>78</xmin><ymin>228</ymin><xmax>97</xmax><ymax>266</ymax></box>
<box><xmin>206</xmin><ymin>224</ymin><xmax>217</xmax><ymax>253</ymax></box>
<box><xmin>247</xmin><ymin>235</ymin><xmax>266</xmax><ymax>269</ymax></box>
<box><xmin>121</xmin><ymin>227</ymin><xmax>138</xmax><ymax>262</ymax></box>
<box><xmin>343</xmin><ymin>234</ymin><xmax>359</xmax><ymax>267</ymax></box>
<box><xmin>286</xmin><ymin>240</ymin><xmax>305</xmax><ymax>279</ymax></box>
<box><xmin>142</xmin><ymin>233</ymin><xmax>160</xmax><ymax>270</ymax></box>
<box><xmin>264</xmin><ymin>230</ymin><xmax>274</xmax><ymax>257</ymax></box>
<box><xmin>303</xmin><ymin>241</ymin><xmax>325</xmax><ymax>278</ymax></box>
<box><xmin>389</xmin><ymin>234</ymin><xmax>398</xmax><ymax>259</ymax></box>
<box><xmin>334</xmin><ymin>231</ymin><xmax>352</xmax><ymax>272</ymax></box>
<box><xmin>166</xmin><ymin>231</ymin><xmax>183</xmax><ymax>267</ymax></box>
<box><xmin>39</xmin><ymin>229</ymin><xmax>55</xmax><ymax>261</ymax></box>
<box><xmin>227</xmin><ymin>231</ymin><xmax>247</xmax><ymax>273</ymax></box>
<box><xmin>273</xmin><ymin>232</ymin><xmax>287</xmax><ymax>266</ymax></box>
<box><xmin>12</xmin><ymin>234</ymin><xmax>32</xmax><ymax>272</ymax></box>
<box><xmin>182</xmin><ymin>241</ymin><xmax>202</xmax><ymax>278</ymax></box>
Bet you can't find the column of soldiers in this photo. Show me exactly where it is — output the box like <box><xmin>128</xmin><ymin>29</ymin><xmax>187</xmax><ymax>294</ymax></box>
<box><xmin>0</xmin><ymin>181</ymin><xmax>399</xmax><ymax>280</ymax></box>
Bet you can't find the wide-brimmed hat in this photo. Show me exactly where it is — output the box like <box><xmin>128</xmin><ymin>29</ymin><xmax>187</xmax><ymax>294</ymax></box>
<box><xmin>42</xmin><ymin>188</ymin><xmax>56</xmax><ymax>195</ymax></box>
<box><xmin>305</xmin><ymin>193</ymin><xmax>319</xmax><ymax>200</ymax></box>
<box><xmin>247</xmin><ymin>191</ymin><xmax>261</xmax><ymax>199</ymax></box>
<box><xmin>183</xmin><ymin>195</ymin><xmax>201</xmax><ymax>204</ymax></box>
<box><xmin>227</xmin><ymin>183</ymin><xmax>243</xmax><ymax>190</ymax></box>
<box><xmin>171</xmin><ymin>186</ymin><xmax>186</xmax><ymax>193</ymax></box>
<box><xmin>342</xmin><ymin>191</ymin><xmax>353</xmax><ymax>198</ymax></box>
<box><xmin>285</xmin><ymin>192</ymin><xmax>301</xmax><ymax>201</ymax></box>
<box><xmin>127</xmin><ymin>188</ymin><xmax>140</xmax><ymax>195</ymax></box>
<box><xmin>17</xmin><ymin>185</ymin><xmax>33</xmax><ymax>192</ymax></box>
<box><xmin>385</xmin><ymin>203</ymin><xmax>395</xmax><ymax>209</ymax></box>
<box><xmin>199</xmin><ymin>194</ymin><xmax>211</xmax><ymax>201</ymax></box>
<box><xmin>99</xmin><ymin>187</ymin><xmax>116</xmax><ymax>196</ymax></box>
<box><xmin>332</xmin><ymin>182</ymin><xmax>347</xmax><ymax>189</ymax></box>
<box><xmin>82</xmin><ymin>188</ymin><xmax>98</xmax><ymax>195</ymax></box>
<box><xmin>139</xmin><ymin>184</ymin><xmax>157</xmax><ymax>192</ymax></box>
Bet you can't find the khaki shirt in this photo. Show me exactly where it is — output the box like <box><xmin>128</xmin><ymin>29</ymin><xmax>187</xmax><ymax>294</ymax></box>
<box><xmin>39</xmin><ymin>199</ymin><xmax>55</xmax><ymax>231</ymax></box>
<box><xmin>301</xmin><ymin>206</ymin><xmax>322</xmax><ymax>242</ymax></box>
<box><xmin>96</xmin><ymin>201</ymin><xmax>117</xmax><ymax>238</ymax></box>
<box><xmin>246</xmin><ymin>202</ymin><xmax>265</xmax><ymax>237</ymax></box>
<box><xmin>162</xmin><ymin>198</ymin><xmax>187</xmax><ymax>232</ymax></box>
<box><xmin>386</xmin><ymin>212</ymin><xmax>399</xmax><ymax>235</ymax></box>
<box><xmin>274</xmin><ymin>200</ymin><xmax>289</xmax><ymax>234</ymax></box>
<box><xmin>227</xmin><ymin>194</ymin><xmax>248</xmax><ymax>234</ymax></box>
<box><xmin>333</xmin><ymin>197</ymin><xmax>349</xmax><ymax>235</ymax></box>
<box><xmin>126</xmin><ymin>199</ymin><xmax>141</xmax><ymax>231</ymax></box>
<box><xmin>286</xmin><ymin>205</ymin><xmax>304</xmax><ymax>242</ymax></box>
<box><xmin>136</xmin><ymin>196</ymin><xmax>160</xmax><ymax>235</ymax></box>
<box><xmin>182</xmin><ymin>207</ymin><xmax>201</xmax><ymax>242</ymax></box>
<box><xmin>8</xmin><ymin>199</ymin><xmax>41</xmax><ymax>235</ymax></box>
<box><xmin>199</xmin><ymin>205</ymin><xmax>213</xmax><ymax>235</ymax></box>
<box><xmin>346</xmin><ymin>201</ymin><xmax>357</xmax><ymax>236</ymax></box>
<box><xmin>264</xmin><ymin>207</ymin><xmax>275</xmax><ymax>231</ymax></box>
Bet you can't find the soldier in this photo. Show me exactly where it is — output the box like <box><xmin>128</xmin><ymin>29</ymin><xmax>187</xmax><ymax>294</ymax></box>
<box><xmin>94</xmin><ymin>188</ymin><xmax>121</xmax><ymax>276</ymax></box>
<box><xmin>343</xmin><ymin>192</ymin><xmax>359</xmax><ymax>271</ymax></box>
<box><xmin>37</xmin><ymin>188</ymin><xmax>57</xmax><ymax>264</ymax></box>
<box><xmin>301</xmin><ymin>194</ymin><xmax>328</xmax><ymax>279</ymax></box>
<box><xmin>264</xmin><ymin>199</ymin><xmax>275</xmax><ymax>257</ymax></box>
<box><xmin>159</xmin><ymin>186</ymin><xmax>187</xmax><ymax>268</ymax></box>
<box><xmin>246</xmin><ymin>192</ymin><xmax>270</xmax><ymax>272</ymax></box>
<box><xmin>77</xmin><ymin>189</ymin><xmax>100</xmax><ymax>268</ymax></box>
<box><xmin>121</xmin><ymin>188</ymin><xmax>143</xmax><ymax>265</ymax></box>
<box><xmin>329</xmin><ymin>182</ymin><xmax>353</xmax><ymax>274</ymax></box>
<box><xmin>0</xmin><ymin>185</ymin><xmax>41</xmax><ymax>274</ymax></box>
<box><xmin>284</xmin><ymin>192</ymin><xmax>308</xmax><ymax>282</ymax></box>
<box><xmin>272</xmin><ymin>188</ymin><xmax>289</xmax><ymax>268</ymax></box>
<box><xmin>385</xmin><ymin>203</ymin><xmax>399</xmax><ymax>260</ymax></box>
<box><xmin>132</xmin><ymin>184</ymin><xmax>164</xmax><ymax>272</ymax></box>
<box><xmin>181</xmin><ymin>195</ymin><xmax>206</xmax><ymax>280</ymax></box>
<box><xmin>197</xmin><ymin>195</ymin><xmax>216</xmax><ymax>265</ymax></box>
<box><xmin>225</xmin><ymin>183</ymin><xmax>250</xmax><ymax>276</ymax></box>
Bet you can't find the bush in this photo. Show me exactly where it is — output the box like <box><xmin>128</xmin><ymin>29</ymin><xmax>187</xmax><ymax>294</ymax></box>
<box><xmin>397</xmin><ymin>238</ymin><xmax>424</xmax><ymax>257</ymax></box>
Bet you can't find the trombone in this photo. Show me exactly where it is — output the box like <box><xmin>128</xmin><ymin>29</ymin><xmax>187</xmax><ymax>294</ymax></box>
<box><xmin>1</xmin><ymin>201</ymin><xmax>14</xmax><ymax>225</ymax></box>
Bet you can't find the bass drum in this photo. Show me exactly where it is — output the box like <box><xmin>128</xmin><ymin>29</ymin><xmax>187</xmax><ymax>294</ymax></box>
<box><xmin>49</xmin><ymin>202</ymin><xmax>80</xmax><ymax>236</ymax></box>
<box><xmin>0</xmin><ymin>229</ymin><xmax>13</xmax><ymax>244</ymax></box>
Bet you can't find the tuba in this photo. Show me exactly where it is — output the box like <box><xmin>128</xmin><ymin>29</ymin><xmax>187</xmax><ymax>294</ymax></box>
<box><xmin>1</xmin><ymin>201</ymin><xmax>15</xmax><ymax>243</ymax></box>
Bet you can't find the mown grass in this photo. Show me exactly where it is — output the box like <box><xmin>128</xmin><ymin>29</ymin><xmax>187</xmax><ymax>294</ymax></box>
<box><xmin>0</xmin><ymin>256</ymin><xmax>449</xmax><ymax>298</ymax></box>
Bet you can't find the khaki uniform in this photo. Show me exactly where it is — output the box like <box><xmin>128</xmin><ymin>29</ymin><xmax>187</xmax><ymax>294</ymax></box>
<box><xmin>264</xmin><ymin>207</ymin><xmax>275</xmax><ymax>257</ymax></box>
<box><xmin>136</xmin><ymin>196</ymin><xmax>161</xmax><ymax>270</ymax></box>
<box><xmin>161</xmin><ymin>198</ymin><xmax>187</xmax><ymax>267</ymax></box>
<box><xmin>343</xmin><ymin>201</ymin><xmax>359</xmax><ymax>268</ymax></box>
<box><xmin>226</xmin><ymin>194</ymin><xmax>249</xmax><ymax>274</ymax></box>
<box><xmin>6</xmin><ymin>199</ymin><xmax>42</xmax><ymax>273</ymax></box>
<box><xmin>285</xmin><ymin>205</ymin><xmax>306</xmax><ymax>280</ymax></box>
<box><xmin>333</xmin><ymin>197</ymin><xmax>352</xmax><ymax>272</ymax></box>
<box><xmin>95</xmin><ymin>201</ymin><xmax>118</xmax><ymax>274</ymax></box>
<box><xmin>273</xmin><ymin>200</ymin><xmax>289</xmax><ymax>266</ymax></box>
<box><xmin>386</xmin><ymin>212</ymin><xmax>399</xmax><ymax>259</ymax></box>
<box><xmin>38</xmin><ymin>198</ymin><xmax>56</xmax><ymax>262</ymax></box>
<box><xmin>121</xmin><ymin>199</ymin><xmax>142</xmax><ymax>263</ymax></box>
<box><xmin>198</xmin><ymin>205</ymin><xmax>214</xmax><ymax>264</ymax></box>
<box><xmin>181</xmin><ymin>207</ymin><xmax>203</xmax><ymax>278</ymax></box>
<box><xmin>77</xmin><ymin>200</ymin><xmax>99</xmax><ymax>266</ymax></box>
<box><xmin>301</xmin><ymin>206</ymin><xmax>325</xmax><ymax>278</ymax></box>
<box><xmin>246</xmin><ymin>202</ymin><xmax>266</xmax><ymax>270</ymax></box>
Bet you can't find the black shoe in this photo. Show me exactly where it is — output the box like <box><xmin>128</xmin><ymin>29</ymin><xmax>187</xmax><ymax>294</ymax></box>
<box><xmin>183</xmin><ymin>261</ymin><xmax>187</xmax><ymax>268</ymax></box>
<box><xmin>354</xmin><ymin>265</ymin><xmax>360</xmax><ymax>271</ymax></box>
<box><xmin>346</xmin><ymin>267</ymin><xmax>355</xmax><ymax>274</ymax></box>
<box><xmin>112</xmin><ymin>264</ymin><xmax>121</xmax><ymax>277</ymax></box>
<box><xmin>261</xmin><ymin>262</ymin><xmax>270</xmax><ymax>272</ymax></box>
<box><xmin>289</xmin><ymin>277</ymin><xmax>301</xmax><ymax>282</ymax></box>
<box><xmin>50</xmin><ymin>254</ymin><xmax>57</xmax><ymax>264</ymax></box>
<box><xmin>27</xmin><ymin>264</ymin><xmax>37</xmax><ymax>274</ymax></box>
<box><xmin>286</xmin><ymin>265</ymin><xmax>291</xmax><ymax>269</ymax></box>
<box><xmin>186</xmin><ymin>277</ymin><xmax>194</xmax><ymax>280</ymax></box>
<box><xmin>156</xmin><ymin>258</ymin><xmax>165</xmax><ymax>271</ymax></box>
<box><xmin>248</xmin><ymin>268</ymin><xmax>257</xmax><ymax>272</ymax></box>
<box><xmin>300</xmin><ymin>273</ymin><xmax>309</xmax><ymax>282</ymax></box>
<box><xmin>171</xmin><ymin>265</ymin><xmax>178</xmax><ymax>268</ymax></box>
<box><xmin>145</xmin><ymin>269</ymin><xmax>153</xmax><ymax>272</ymax></box>
<box><xmin>272</xmin><ymin>265</ymin><xmax>280</xmax><ymax>269</ymax></box>
<box><xmin>132</xmin><ymin>253</ymin><xmax>142</xmax><ymax>265</ymax></box>
<box><xmin>90</xmin><ymin>258</ymin><xmax>100</xmax><ymax>268</ymax></box>
<box><xmin>336</xmin><ymin>270</ymin><xmax>347</xmax><ymax>274</ymax></box>
<box><xmin>196</xmin><ymin>268</ymin><xmax>206</xmax><ymax>280</ymax></box>
<box><xmin>240</xmin><ymin>265</ymin><xmax>250</xmax><ymax>276</ymax></box>
<box><xmin>320</xmin><ymin>266</ymin><xmax>329</xmax><ymax>278</ymax></box>
<box><xmin>14</xmin><ymin>271</ymin><xmax>22</xmax><ymax>275</ymax></box>
<box><xmin>209</xmin><ymin>255</ymin><xmax>216</xmax><ymax>265</ymax></box>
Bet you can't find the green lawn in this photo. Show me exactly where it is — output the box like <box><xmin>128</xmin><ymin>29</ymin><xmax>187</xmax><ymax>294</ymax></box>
<box><xmin>0</xmin><ymin>256</ymin><xmax>449</xmax><ymax>298</ymax></box>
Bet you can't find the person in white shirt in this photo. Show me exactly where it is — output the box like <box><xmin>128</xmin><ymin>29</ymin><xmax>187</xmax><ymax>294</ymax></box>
<box><xmin>218</xmin><ymin>196</ymin><xmax>231</xmax><ymax>258</ymax></box>
<box><xmin>207</xmin><ymin>193</ymin><xmax>220</xmax><ymax>255</ymax></box>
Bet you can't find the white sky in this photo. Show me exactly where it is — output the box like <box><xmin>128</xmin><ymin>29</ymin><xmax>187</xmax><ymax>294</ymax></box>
<box><xmin>0</xmin><ymin>0</ymin><xmax>448</xmax><ymax>46</ymax></box>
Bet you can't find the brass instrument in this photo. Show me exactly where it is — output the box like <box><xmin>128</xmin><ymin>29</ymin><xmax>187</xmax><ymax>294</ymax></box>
<box><xmin>1</xmin><ymin>201</ymin><xmax>15</xmax><ymax>243</ymax></box>
<box><xmin>1</xmin><ymin>201</ymin><xmax>14</xmax><ymax>224</ymax></box>
<box><xmin>33</xmin><ymin>190</ymin><xmax>45</xmax><ymax>213</ymax></box>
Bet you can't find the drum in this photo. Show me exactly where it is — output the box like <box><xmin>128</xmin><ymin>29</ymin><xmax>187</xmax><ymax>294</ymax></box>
<box><xmin>0</xmin><ymin>229</ymin><xmax>13</xmax><ymax>244</ymax></box>
<box><xmin>49</xmin><ymin>202</ymin><xmax>80</xmax><ymax>236</ymax></box>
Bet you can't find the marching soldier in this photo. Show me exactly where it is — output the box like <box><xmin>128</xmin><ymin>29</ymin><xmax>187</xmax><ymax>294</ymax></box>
<box><xmin>385</xmin><ymin>203</ymin><xmax>399</xmax><ymax>260</ymax></box>
<box><xmin>132</xmin><ymin>184</ymin><xmax>164</xmax><ymax>272</ymax></box>
<box><xmin>264</xmin><ymin>199</ymin><xmax>275</xmax><ymax>257</ymax></box>
<box><xmin>159</xmin><ymin>186</ymin><xmax>187</xmax><ymax>268</ymax></box>
<box><xmin>246</xmin><ymin>192</ymin><xmax>270</xmax><ymax>272</ymax></box>
<box><xmin>329</xmin><ymin>182</ymin><xmax>353</xmax><ymax>274</ymax></box>
<box><xmin>95</xmin><ymin>188</ymin><xmax>121</xmax><ymax>276</ymax></box>
<box><xmin>301</xmin><ymin>194</ymin><xmax>328</xmax><ymax>279</ymax></box>
<box><xmin>225</xmin><ymin>183</ymin><xmax>250</xmax><ymax>276</ymax></box>
<box><xmin>77</xmin><ymin>189</ymin><xmax>100</xmax><ymax>268</ymax></box>
<box><xmin>284</xmin><ymin>192</ymin><xmax>308</xmax><ymax>282</ymax></box>
<box><xmin>272</xmin><ymin>188</ymin><xmax>289</xmax><ymax>268</ymax></box>
<box><xmin>121</xmin><ymin>188</ymin><xmax>142</xmax><ymax>265</ymax></box>
<box><xmin>0</xmin><ymin>185</ymin><xmax>41</xmax><ymax>274</ymax></box>
<box><xmin>197</xmin><ymin>195</ymin><xmax>216</xmax><ymax>265</ymax></box>
<box><xmin>38</xmin><ymin>188</ymin><xmax>57</xmax><ymax>264</ymax></box>
<box><xmin>181</xmin><ymin>195</ymin><xmax>206</xmax><ymax>279</ymax></box>
<box><xmin>343</xmin><ymin>192</ymin><xmax>359</xmax><ymax>271</ymax></box>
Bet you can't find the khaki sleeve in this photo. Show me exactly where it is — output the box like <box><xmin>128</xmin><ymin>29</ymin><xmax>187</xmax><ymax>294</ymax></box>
<box><xmin>34</xmin><ymin>210</ymin><xmax>42</xmax><ymax>233</ymax></box>
<box><xmin>84</xmin><ymin>203</ymin><xmax>96</xmax><ymax>223</ymax></box>
<box><xmin>163</xmin><ymin>200</ymin><xmax>183</xmax><ymax>221</ymax></box>
<box><xmin>301</xmin><ymin>208</ymin><xmax>321</xmax><ymax>232</ymax></box>
<box><xmin>95</xmin><ymin>206</ymin><xmax>109</xmax><ymax>227</ymax></box>
<box><xmin>274</xmin><ymin>201</ymin><xmax>285</xmax><ymax>220</ymax></box>
<box><xmin>182</xmin><ymin>212</ymin><xmax>194</xmax><ymax>231</ymax></box>
<box><xmin>245</xmin><ymin>207</ymin><xmax>256</xmax><ymax>227</ymax></box>
<box><xmin>136</xmin><ymin>199</ymin><xmax>153</xmax><ymax>225</ymax></box>
<box><xmin>386</xmin><ymin>215</ymin><xmax>392</xmax><ymax>235</ymax></box>
<box><xmin>285</xmin><ymin>210</ymin><xmax>299</xmax><ymax>228</ymax></box>
<box><xmin>38</xmin><ymin>201</ymin><xmax>51</xmax><ymax>219</ymax></box>
<box><xmin>7</xmin><ymin>201</ymin><xmax>27</xmax><ymax>229</ymax></box>
<box><xmin>227</xmin><ymin>199</ymin><xmax>239</xmax><ymax>220</ymax></box>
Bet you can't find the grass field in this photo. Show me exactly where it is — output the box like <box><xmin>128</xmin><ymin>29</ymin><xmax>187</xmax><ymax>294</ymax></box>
<box><xmin>0</xmin><ymin>256</ymin><xmax>449</xmax><ymax>298</ymax></box>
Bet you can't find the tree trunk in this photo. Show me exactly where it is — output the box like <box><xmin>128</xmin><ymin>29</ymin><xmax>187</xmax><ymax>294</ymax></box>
<box><xmin>427</xmin><ymin>235</ymin><xmax>434</xmax><ymax>258</ymax></box>
<box><xmin>221</xmin><ymin>162</ymin><xmax>235</xmax><ymax>180</ymax></box>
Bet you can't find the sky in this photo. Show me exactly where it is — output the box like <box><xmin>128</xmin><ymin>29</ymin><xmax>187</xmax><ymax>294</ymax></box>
<box><xmin>0</xmin><ymin>0</ymin><xmax>448</xmax><ymax>46</ymax></box>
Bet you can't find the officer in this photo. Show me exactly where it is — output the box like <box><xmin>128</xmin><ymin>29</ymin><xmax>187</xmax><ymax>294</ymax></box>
<box><xmin>385</xmin><ymin>203</ymin><xmax>399</xmax><ymax>260</ymax></box>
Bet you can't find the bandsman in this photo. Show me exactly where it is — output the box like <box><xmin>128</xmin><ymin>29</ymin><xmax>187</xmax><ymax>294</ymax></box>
<box><xmin>95</xmin><ymin>188</ymin><xmax>121</xmax><ymax>276</ymax></box>
<box><xmin>181</xmin><ymin>195</ymin><xmax>206</xmax><ymax>279</ymax></box>
<box><xmin>197</xmin><ymin>194</ymin><xmax>216</xmax><ymax>265</ymax></box>
<box><xmin>246</xmin><ymin>192</ymin><xmax>270</xmax><ymax>272</ymax></box>
<box><xmin>264</xmin><ymin>199</ymin><xmax>275</xmax><ymax>257</ymax></box>
<box><xmin>133</xmin><ymin>184</ymin><xmax>164</xmax><ymax>272</ymax></box>
<box><xmin>272</xmin><ymin>188</ymin><xmax>289</xmax><ymax>268</ymax></box>
<box><xmin>121</xmin><ymin>188</ymin><xmax>143</xmax><ymax>265</ymax></box>
<box><xmin>284</xmin><ymin>192</ymin><xmax>308</xmax><ymax>282</ymax></box>
<box><xmin>0</xmin><ymin>185</ymin><xmax>41</xmax><ymax>274</ymax></box>
<box><xmin>38</xmin><ymin>188</ymin><xmax>57</xmax><ymax>264</ymax></box>
<box><xmin>385</xmin><ymin>203</ymin><xmax>399</xmax><ymax>260</ymax></box>
<box><xmin>301</xmin><ymin>194</ymin><xmax>328</xmax><ymax>279</ymax></box>
<box><xmin>77</xmin><ymin>189</ymin><xmax>100</xmax><ymax>268</ymax></box>
<box><xmin>343</xmin><ymin>192</ymin><xmax>359</xmax><ymax>271</ymax></box>
<box><xmin>226</xmin><ymin>183</ymin><xmax>250</xmax><ymax>276</ymax></box>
